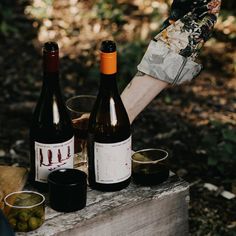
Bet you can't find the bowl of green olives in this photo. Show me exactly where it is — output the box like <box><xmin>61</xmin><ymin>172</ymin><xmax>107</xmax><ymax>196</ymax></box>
<box><xmin>4</xmin><ymin>191</ymin><xmax>45</xmax><ymax>232</ymax></box>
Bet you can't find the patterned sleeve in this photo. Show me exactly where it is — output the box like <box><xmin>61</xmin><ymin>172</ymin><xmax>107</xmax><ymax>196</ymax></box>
<box><xmin>137</xmin><ymin>0</ymin><xmax>221</xmax><ymax>85</ymax></box>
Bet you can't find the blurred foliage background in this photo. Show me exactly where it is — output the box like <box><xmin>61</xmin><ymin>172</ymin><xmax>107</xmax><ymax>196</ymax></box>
<box><xmin>0</xmin><ymin>0</ymin><xmax>235</xmax><ymax>235</ymax></box>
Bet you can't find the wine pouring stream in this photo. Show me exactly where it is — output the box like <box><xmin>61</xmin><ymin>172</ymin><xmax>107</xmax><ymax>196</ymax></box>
<box><xmin>66</xmin><ymin>95</ymin><xmax>96</xmax><ymax>173</ymax></box>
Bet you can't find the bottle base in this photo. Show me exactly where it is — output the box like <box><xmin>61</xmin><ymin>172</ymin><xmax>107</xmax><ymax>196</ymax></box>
<box><xmin>89</xmin><ymin>177</ymin><xmax>131</xmax><ymax>192</ymax></box>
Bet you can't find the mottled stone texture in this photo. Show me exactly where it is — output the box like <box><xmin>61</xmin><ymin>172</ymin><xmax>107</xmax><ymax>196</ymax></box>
<box><xmin>17</xmin><ymin>174</ymin><xmax>189</xmax><ymax>236</ymax></box>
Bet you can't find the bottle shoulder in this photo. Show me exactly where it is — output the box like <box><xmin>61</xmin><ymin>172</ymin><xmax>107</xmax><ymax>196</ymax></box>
<box><xmin>32</xmin><ymin>90</ymin><xmax>70</xmax><ymax>122</ymax></box>
<box><xmin>90</xmin><ymin>94</ymin><xmax>129</xmax><ymax>122</ymax></box>
<box><xmin>31</xmin><ymin>92</ymin><xmax>73</xmax><ymax>142</ymax></box>
<box><xmin>30</xmin><ymin>124</ymin><xmax>74</xmax><ymax>143</ymax></box>
<box><xmin>88</xmin><ymin>95</ymin><xmax>130</xmax><ymax>143</ymax></box>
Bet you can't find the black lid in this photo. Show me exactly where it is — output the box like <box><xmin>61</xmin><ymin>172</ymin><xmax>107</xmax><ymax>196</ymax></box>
<box><xmin>100</xmin><ymin>40</ymin><xmax>116</xmax><ymax>53</ymax></box>
<box><xmin>43</xmin><ymin>42</ymin><xmax>59</xmax><ymax>52</ymax></box>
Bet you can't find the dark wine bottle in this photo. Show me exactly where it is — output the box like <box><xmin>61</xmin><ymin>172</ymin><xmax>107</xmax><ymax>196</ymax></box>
<box><xmin>88</xmin><ymin>40</ymin><xmax>131</xmax><ymax>191</ymax></box>
<box><xmin>29</xmin><ymin>42</ymin><xmax>74</xmax><ymax>191</ymax></box>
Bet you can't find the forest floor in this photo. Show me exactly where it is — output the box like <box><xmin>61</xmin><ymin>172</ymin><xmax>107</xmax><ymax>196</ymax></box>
<box><xmin>0</xmin><ymin>1</ymin><xmax>235</xmax><ymax>235</ymax></box>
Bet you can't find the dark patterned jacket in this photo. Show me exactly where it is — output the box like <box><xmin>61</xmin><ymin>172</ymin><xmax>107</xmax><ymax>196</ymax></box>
<box><xmin>138</xmin><ymin>0</ymin><xmax>221</xmax><ymax>85</ymax></box>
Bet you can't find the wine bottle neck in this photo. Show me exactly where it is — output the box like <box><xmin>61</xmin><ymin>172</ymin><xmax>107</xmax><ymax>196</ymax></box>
<box><xmin>43</xmin><ymin>48</ymin><xmax>60</xmax><ymax>87</ymax></box>
<box><xmin>99</xmin><ymin>73</ymin><xmax>119</xmax><ymax>94</ymax></box>
<box><xmin>43</xmin><ymin>48</ymin><xmax>59</xmax><ymax>72</ymax></box>
<box><xmin>43</xmin><ymin>72</ymin><xmax>60</xmax><ymax>86</ymax></box>
<box><xmin>43</xmin><ymin>43</ymin><xmax>59</xmax><ymax>86</ymax></box>
<box><xmin>99</xmin><ymin>47</ymin><xmax>118</xmax><ymax>94</ymax></box>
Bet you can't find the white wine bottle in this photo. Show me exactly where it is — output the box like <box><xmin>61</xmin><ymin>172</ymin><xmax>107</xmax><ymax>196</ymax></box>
<box><xmin>88</xmin><ymin>40</ymin><xmax>131</xmax><ymax>191</ymax></box>
<box><xmin>29</xmin><ymin>42</ymin><xmax>74</xmax><ymax>191</ymax></box>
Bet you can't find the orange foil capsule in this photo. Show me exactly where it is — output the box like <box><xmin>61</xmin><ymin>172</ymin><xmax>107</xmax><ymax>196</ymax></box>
<box><xmin>100</xmin><ymin>51</ymin><xmax>117</xmax><ymax>75</ymax></box>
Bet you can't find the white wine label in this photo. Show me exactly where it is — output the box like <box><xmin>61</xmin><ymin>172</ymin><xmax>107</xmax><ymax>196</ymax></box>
<box><xmin>94</xmin><ymin>136</ymin><xmax>131</xmax><ymax>184</ymax></box>
<box><xmin>35</xmin><ymin>137</ymin><xmax>74</xmax><ymax>183</ymax></box>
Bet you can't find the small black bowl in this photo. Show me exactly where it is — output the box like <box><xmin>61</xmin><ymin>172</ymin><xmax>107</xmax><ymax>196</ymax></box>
<box><xmin>132</xmin><ymin>149</ymin><xmax>169</xmax><ymax>186</ymax></box>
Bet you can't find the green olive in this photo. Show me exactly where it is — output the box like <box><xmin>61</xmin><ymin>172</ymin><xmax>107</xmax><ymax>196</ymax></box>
<box><xmin>8</xmin><ymin>217</ymin><xmax>17</xmax><ymax>229</ymax></box>
<box><xmin>10</xmin><ymin>209</ymin><xmax>18</xmax><ymax>216</ymax></box>
<box><xmin>28</xmin><ymin>217</ymin><xmax>42</xmax><ymax>230</ymax></box>
<box><xmin>133</xmin><ymin>153</ymin><xmax>150</xmax><ymax>162</ymax></box>
<box><xmin>18</xmin><ymin>211</ymin><xmax>30</xmax><ymax>222</ymax></box>
<box><xmin>7</xmin><ymin>211</ymin><xmax>18</xmax><ymax>220</ymax></box>
<box><xmin>17</xmin><ymin>221</ymin><xmax>28</xmax><ymax>232</ymax></box>
<box><xmin>34</xmin><ymin>207</ymin><xmax>44</xmax><ymax>218</ymax></box>
<box><xmin>141</xmin><ymin>167</ymin><xmax>150</xmax><ymax>175</ymax></box>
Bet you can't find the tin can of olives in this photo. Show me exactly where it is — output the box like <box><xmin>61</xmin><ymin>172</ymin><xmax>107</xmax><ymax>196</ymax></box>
<box><xmin>4</xmin><ymin>191</ymin><xmax>45</xmax><ymax>232</ymax></box>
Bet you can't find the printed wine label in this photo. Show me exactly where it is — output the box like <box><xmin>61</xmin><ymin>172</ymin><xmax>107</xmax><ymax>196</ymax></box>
<box><xmin>94</xmin><ymin>136</ymin><xmax>131</xmax><ymax>184</ymax></box>
<box><xmin>35</xmin><ymin>137</ymin><xmax>74</xmax><ymax>183</ymax></box>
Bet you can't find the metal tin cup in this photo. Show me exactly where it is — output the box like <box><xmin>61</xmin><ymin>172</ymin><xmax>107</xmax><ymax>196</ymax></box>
<box><xmin>131</xmin><ymin>148</ymin><xmax>169</xmax><ymax>186</ymax></box>
<box><xmin>48</xmin><ymin>168</ymin><xmax>87</xmax><ymax>212</ymax></box>
<box><xmin>4</xmin><ymin>191</ymin><xmax>45</xmax><ymax>232</ymax></box>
